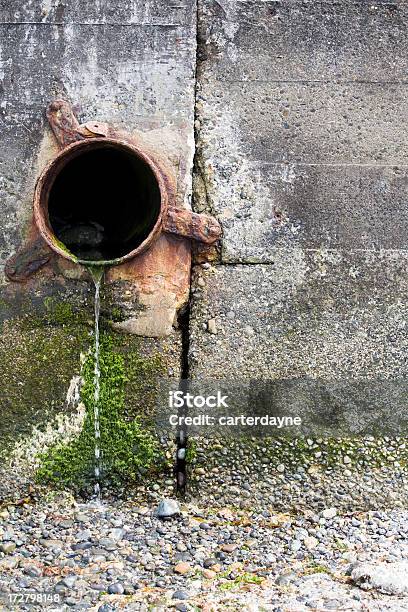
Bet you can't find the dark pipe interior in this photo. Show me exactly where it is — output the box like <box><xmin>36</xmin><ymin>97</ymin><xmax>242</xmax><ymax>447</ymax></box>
<box><xmin>48</xmin><ymin>145</ymin><xmax>161</xmax><ymax>261</ymax></box>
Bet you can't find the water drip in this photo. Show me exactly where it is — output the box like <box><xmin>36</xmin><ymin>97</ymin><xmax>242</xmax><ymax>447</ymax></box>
<box><xmin>89</xmin><ymin>265</ymin><xmax>105</xmax><ymax>499</ymax></box>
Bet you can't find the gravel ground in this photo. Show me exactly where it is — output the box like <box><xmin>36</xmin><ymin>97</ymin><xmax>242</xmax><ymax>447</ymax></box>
<box><xmin>1</xmin><ymin>483</ymin><xmax>408</xmax><ymax>611</ymax></box>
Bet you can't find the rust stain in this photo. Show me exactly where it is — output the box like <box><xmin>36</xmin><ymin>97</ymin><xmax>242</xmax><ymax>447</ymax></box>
<box><xmin>107</xmin><ymin>233</ymin><xmax>191</xmax><ymax>308</ymax></box>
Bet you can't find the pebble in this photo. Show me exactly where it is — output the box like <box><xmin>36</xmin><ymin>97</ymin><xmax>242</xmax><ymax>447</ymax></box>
<box><xmin>156</xmin><ymin>498</ymin><xmax>180</xmax><ymax>519</ymax></box>
<box><xmin>290</xmin><ymin>540</ymin><xmax>302</xmax><ymax>552</ymax></box>
<box><xmin>0</xmin><ymin>478</ymin><xmax>407</xmax><ymax>611</ymax></box>
<box><xmin>322</xmin><ymin>508</ymin><xmax>338</xmax><ymax>520</ymax></box>
<box><xmin>62</xmin><ymin>575</ymin><xmax>77</xmax><ymax>588</ymax></box>
<box><xmin>221</xmin><ymin>543</ymin><xmax>237</xmax><ymax>553</ymax></box>
<box><xmin>23</xmin><ymin>565</ymin><xmax>42</xmax><ymax>577</ymax></box>
<box><xmin>202</xmin><ymin>569</ymin><xmax>216</xmax><ymax>579</ymax></box>
<box><xmin>174</xmin><ymin>562</ymin><xmax>191</xmax><ymax>575</ymax></box>
<box><xmin>304</xmin><ymin>536</ymin><xmax>319</xmax><ymax>550</ymax></box>
<box><xmin>207</xmin><ymin>318</ymin><xmax>217</xmax><ymax>334</ymax></box>
<box><xmin>108</xmin><ymin>582</ymin><xmax>125</xmax><ymax>594</ymax></box>
<box><xmin>172</xmin><ymin>590</ymin><xmax>189</xmax><ymax>600</ymax></box>
<box><xmin>0</xmin><ymin>542</ymin><xmax>16</xmax><ymax>554</ymax></box>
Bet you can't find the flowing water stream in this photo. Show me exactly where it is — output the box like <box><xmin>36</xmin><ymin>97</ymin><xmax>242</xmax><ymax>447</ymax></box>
<box><xmin>89</xmin><ymin>266</ymin><xmax>104</xmax><ymax>499</ymax></box>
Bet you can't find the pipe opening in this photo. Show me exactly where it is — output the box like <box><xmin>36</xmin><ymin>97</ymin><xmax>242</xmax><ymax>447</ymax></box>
<box><xmin>47</xmin><ymin>143</ymin><xmax>162</xmax><ymax>262</ymax></box>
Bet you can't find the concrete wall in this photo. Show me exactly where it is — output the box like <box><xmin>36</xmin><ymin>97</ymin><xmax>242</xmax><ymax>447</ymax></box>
<box><xmin>1</xmin><ymin>0</ymin><xmax>408</xmax><ymax>498</ymax></box>
<box><xmin>0</xmin><ymin>0</ymin><xmax>196</xmax><ymax>473</ymax></box>
<box><xmin>190</xmin><ymin>0</ymin><xmax>408</xmax><ymax>415</ymax></box>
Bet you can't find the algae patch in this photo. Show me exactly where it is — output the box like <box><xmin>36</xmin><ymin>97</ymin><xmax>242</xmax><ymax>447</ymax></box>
<box><xmin>37</xmin><ymin>333</ymin><xmax>166</xmax><ymax>492</ymax></box>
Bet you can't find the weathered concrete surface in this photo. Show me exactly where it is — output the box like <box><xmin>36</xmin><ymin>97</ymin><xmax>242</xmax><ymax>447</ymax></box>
<box><xmin>0</xmin><ymin>0</ymin><xmax>196</xmax><ymax>275</ymax></box>
<box><xmin>0</xmin><ymin>0</ymin><xmax>195</xmax><ymax>471</ymax></box>
<box><xmin>191</xmin><ymin>0</ymin><xmax>408</xmax><ymax>413</ymax></box>
<box><xmin>190</xmin><ymin>253</ymin><xmax>408</xmax><ymax>380</ymax></box>
<box><xmin>195</xmin><ymin>0</ymin><xmax>408</xmax><ymax>262</ymax></box>
<box><xmin>198</xmin><ymin>0</ymin><xmax>408</xmax><ymax>83</ymax></box>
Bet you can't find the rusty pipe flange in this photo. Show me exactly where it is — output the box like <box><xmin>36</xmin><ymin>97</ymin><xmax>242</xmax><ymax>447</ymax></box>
<box><xmin>5</xmin><ymin>99</ymin><xmax>222</xmax><ymax>280</ymax></box>
<box><xmin>33</xmin><ymin>137</ymin><xmax>167</xmax><ymax>267</ymax></box>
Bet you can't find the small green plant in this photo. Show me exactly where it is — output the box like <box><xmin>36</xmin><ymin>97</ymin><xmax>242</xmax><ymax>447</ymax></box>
<box><xmin>219</xmin><ymin>572</ymin><xmax>264</xmax><ymax>590</ymax></box>
<box><xmin>36</xmin><ymin>334</ymin><xmax>163</xmax><ymax>491</ymax></box>
<box><xmin>302</xmin><ymin>562</ymin><xmax>330</xmax><ymax>576</ymax></box>
<box><xmin>186</xmin><ymin>438</ymin><xmax>198</xmax><ymax>462</ymax></box>
<box><xmin>334</xmin><ymin>538</ymin><xmax>349</xmax><ymax>552</ymax></box>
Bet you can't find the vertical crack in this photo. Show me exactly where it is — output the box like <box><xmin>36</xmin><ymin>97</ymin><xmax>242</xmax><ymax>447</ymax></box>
<box><xmin>174</xmin><ymin>0</ymin><xmax>201</xmax><ymax>495</ymax></box>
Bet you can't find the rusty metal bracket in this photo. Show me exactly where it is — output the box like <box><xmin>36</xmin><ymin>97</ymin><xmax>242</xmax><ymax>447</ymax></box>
<box><xmin>163</xmin><ymin>207</ymin><xmax>222</xmax><ymax>244</ymax></box>
<box><xmin>5</xmin><ymin>235</ymin><xmax>54</xmax><ymax>282</ymax></box>
<box><xmin>47</xmin><ymin>99</ymin><xmax>109</xmax><ymax>148</ymax></box>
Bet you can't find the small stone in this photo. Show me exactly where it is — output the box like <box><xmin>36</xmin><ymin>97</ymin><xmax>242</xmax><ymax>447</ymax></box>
<box><xmin>172</xmin><ymin>590</ymin><xmax>189</xmax><ymax>600</ymax></box>
<box><xmin>277</xmin><ymin>464</ymin><xmax>285</xmax><ymax>473</ymax></box>
<box><xmin>72</xmin><ymin>542</ymin><xmax>92</xmax><ymax>551</ymax></box>
<box><xmin>202</xmin><ymin>569</ymin><xmax>216</xmax><ymax>579</ymax></box>
<box><xmin>24</xmin><ymin>565</ymin><xmax>42</xmax><ymax>577</ymax></box>
<box><xmin>98</xmin><ymin>605</ymin><xmax>115</xmax><ymax>612</ymax></box>
<box><xmin>174</xmin><ymin>562</ymin><xmax>191</xmax><ymax>575</ymax></box>
<box><xmin>276</xmin><ymin>572</ymin><xmax>296</xmax><ymax>586</ymax></box>
<box><xmin>207</xmin><ymin>318</ymin><xmax>217</xmax><ymax>334</ymax></box>
<box><xmin>98</xmin><ymin>538</ymin><xmax>116</xmax><ymax>550</ymax></box>
<box><xmin>343</xmin><ymin>455</ymin><xmax>352</xmax><ymax>464</ymax></box>
<box><xmin>108</xmin><ymin>582</ymin><xmax>124</xmax><ymax>594</ymax></box>
<box><xmin>0</xmin><ymin>542</ymin><xmax>16</xmax><ymax>554</ymax></box>
<box><xmin>62</xmin><ymin>575</ymin><xmax>77</xmax><ymax>588</ymax></box>
<box><xmin>75</xmin><ymin>513</ymin><xmax>89</xmax><ymax>523</ymax></box>
<box><xmin>76</xmin><ymin>529</ymin><xmax>92</xmax><ymax>541</ymax></box>
<box><xmin>109</xmin><ymin>528</ymin><xmax>125</xmax><ymax>541</ymax></box>
<box><xmin>322</xmin><ymin>508</ymin><xmax>337</xmax><ymax>520</ymax></box>
<box><xmin>40</xmin><ymin>538</ymin><xmax>63</xmax><ymax>549</ymax></box>
<box><xmin>203</xmin><ymin>557</ymin><xmax>218</xmax><ymax>569</ymax></box>
<box><xmin>90</xmin><ymin>583</ymin><xmax>106</xmax><ymax>591</ymax></box>
<box><xmin>0</xmin><ymin>557</ymin><xmax>18</xmax><ymax>569</ymax></box>
<box><xmin>304</xmin><ymin>536</ymin><xmax>318</xmax><ymax>550</ymax></box>
<box><xmin>351</xmin><ymin>561</ymin><xmax>408</xmax><ymax>595</ymax></box>
<box><xmin>177</xmin><ymin>448</ymin><xmax>186</xmax><ymax>460</ymax></box>
<box><xmin>156</xmin><ymin>499</ymin><xmax>180</xmax><ymax>519</ymax></box>
<box><xmin>220</xmin><ymin>543</ymin><xmax>237</xmax><ymax>553</ymax></box>
<box><xmin>290</xmin><ymin>540</ymin><xmax>302</xmax><ymax>552</ymax></box>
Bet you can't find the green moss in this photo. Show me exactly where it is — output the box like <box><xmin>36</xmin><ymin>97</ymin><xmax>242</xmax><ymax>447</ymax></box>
<box><xmin>186</xmin><ymin>438</ymin><xmax>198</xmax><ymax>463</ymax></box>
<box><xmin>108</xmin><ymin>306</ymin><xmax>125</xmax><ymax>322</ymax></box>
<box><xmin>51</xmin><ymin>236</ymin><xmax>77</xmax><ymax>261</ymax></box>
<box><xmin>43</xmin><ymin>297</ymin><xmax>87</xmax><ymax>327</ymax></box>
<box><xmin>36</xmin><ymin>333</ymin><xmax>167</xmax><ymax>492</ymax></box>
<box><xmin>302</xmin><ymin>562</ymin><xmax>330</xmax><ymax>576</ymax></box>
<box><xmin>0</xmin><ymin>320</ymin><xmax>91</xmax><ymax>459</ymax></box>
